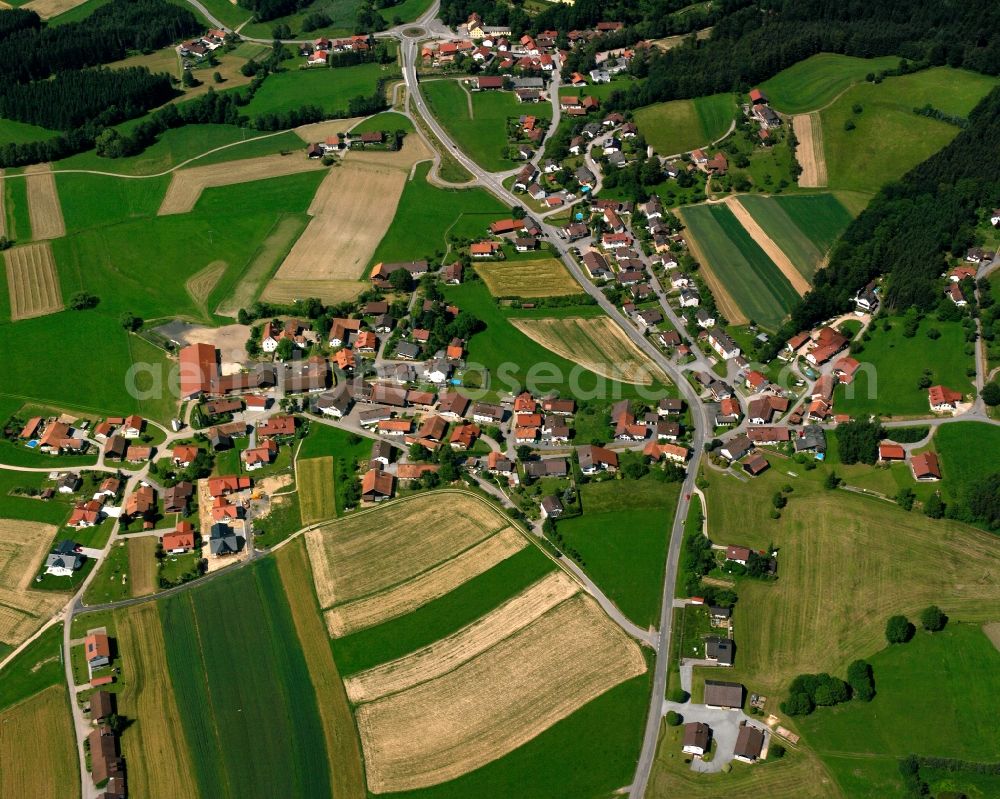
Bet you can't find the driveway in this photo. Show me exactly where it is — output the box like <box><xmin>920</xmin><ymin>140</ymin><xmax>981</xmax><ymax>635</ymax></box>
<box><xmin>661</xmin><ymin>700</ymin><xmax>768</xmax><ymax>773</ymax></box>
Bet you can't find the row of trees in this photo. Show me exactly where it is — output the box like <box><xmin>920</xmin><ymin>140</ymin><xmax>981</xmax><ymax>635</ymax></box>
<box><xmin>0</xmin><ymin>0</ymin><xmax>199</xmax><ymax>84</ymax></box>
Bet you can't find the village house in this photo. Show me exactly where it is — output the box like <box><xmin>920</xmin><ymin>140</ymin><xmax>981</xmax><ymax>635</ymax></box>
<box><xmin>361</xmin><ymin>468</ymin><xmax>395</xmax><ymax>502</ymax></box>
<box><xmin>162</xmin><ymin>521</ymin><xmax>196</xmax><ymax>554</ymax></box>
<box><xmin>703</xmin><ymin>680</ymin><xmax>744</xmax><ymax>710</ymax></box>
<box><xmin>45</xmin><ymin>540</ymin><xmax>84</xmax><ymax>576</ymax></box>
<box><xmin>706</xmin><ymin>635</ymin><xmax>736</xmax><ymax>666</ymax></box>
<box><xmin>911</xmin><ymin>451</ymin><xmax>942</xmax><ymax>481</ymax></box>
<box><xmin>733</xmin><ymin>722</ymin><xmax>766</xmax><ymax>763</ymax></box>
<box><xmin>682</xmin><ymin>722</ymin><xmax>712</xmax><ymax>756</ymax></box>
<box><xmin>928</xmin><ymin>384</ymin><xmax>963</xmax><ymax>412</ymax></box>
<box><xmin>578</xmin><ymin>444</ymin><xmax>618</xmax><ymax>474</ymax></box>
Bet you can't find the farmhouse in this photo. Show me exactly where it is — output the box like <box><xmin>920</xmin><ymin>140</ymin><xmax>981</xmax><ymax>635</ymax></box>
<box><xmin>705</xmin><ymin>635</ymin><xmax>736</xmax><ymax>666</ymax></box>
<box><xmin>578</xmin><ymin>444</ymin><xmax>618</xmax><ymax>474</ymax></box>
<box><xmin>726</xmin><ymin>545</ymin><xmax>752</xmax><ymax>566</ymax></box>
<box><xmin>703</xmin><ymin>680</ymin><xmax>744</xmax><ymax>710</ymax></box>
<box><xmin>179</xmin><ymin>342</ymin><xmax>219</xmax><ymax>399</ymax></box>
<box><xmin>162</xmin><ymin>521</ymin><xmax>196</xmax><ymax>554</ymax></box>
<box><xmin>733</xmin><ymin>722</ymin><xmax>766</xmax><ymax>763</ymax></box>
<box><xmin>720</xmin><ymin>434</ymin><xmax>753</xmax><ymax>462</ymax></box>
<box><xmin>85</xmin><ymin>631</ymin><xmax>112</xmax><ymax>669</ymax></box>
<box><xmin>90</xmin><ymin>690</ymin><xmax>115</xmax><ymax>722</ymax></box>
<box><xmin>682</xmin><ymin>722</ymin><xmax>712</xmax><ymax>756</ymax></box>
<box><xmin>928</xmin><ymin>384</ymin><xmax>963</xmax><ymax>412</ymax></box>
<box><xmin>911</xmin><ymin>451</ymin><xmax>942</xmax><ymax>481</ymax></box>
<box><xmin>362</xmin><ymin>468</ymin><xmax>395</xmax><ymax>502</ymax></box>
<box><xmin>747</xmin><ymin>396</ymin><xmax>788</xmax><ymax>425</ymax></box>
<box><xmin>878</xmin><ymin>442</ymin><xmax>906</xmax><ymax>462</ymax></box>
<box><xmin>88</xmin><ymin>725</ymin><xmax>124</xmax><ymax>789</ymax></box>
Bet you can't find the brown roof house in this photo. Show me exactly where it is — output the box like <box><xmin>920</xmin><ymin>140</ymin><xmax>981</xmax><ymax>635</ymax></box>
<box><xmin>733</xmin><ymin>721</ymin><xmax>766</xmax><ymax>763</ymax></box>
<box><xmin>703</xmin><ymin>680</ymin><xmax>744</xmax><ymax>710</ymax></box>
<box><xmin>682</xmin><ymin>722</ymin><xmax>712</xmax><ymax>756</ymax></box>
<box><xmin>361</xmin><ymin>468</ymin><xmax>395</xmax><ymax>502</ymax></box>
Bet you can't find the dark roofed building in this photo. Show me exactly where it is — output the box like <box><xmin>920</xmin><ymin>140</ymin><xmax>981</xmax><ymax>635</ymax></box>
<box><xmin>703</xmin><ymin>680</ymin><xmax>744</xmax><ymax>709</ymax></box>
<box><xmin>682</xmin><ymin>721</ymin><xmax>712</xmax><ymax>756</ymax></box>
<box><xmin>705</xmin><ymin>636</ymin><xmax>735</xmax><ymax>666</ymax></box>
<box><xmin>733</xmin><ymin>722</ymin><xmax>766</xmax><ymax>762</ymax></box>
<box><xmin>90</xmin><ymin>690</ymin><xmax>115</xmax><ymax>721</ymax></box>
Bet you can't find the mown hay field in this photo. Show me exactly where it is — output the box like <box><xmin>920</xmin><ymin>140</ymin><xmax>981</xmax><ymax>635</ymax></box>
<box><xmin>344</xmin><ymin>570</ymin><xmax>579</xmax><ymax>703</ymax></box>
<box><xmin>0</xmin><ymin>686</ymin><xmax>77</xmax><ymax>798</ymax></box>
<box><xmin>0</xmin><ymin>518</ymin><xmax>65</xmax><ymax>648</ymax></box>
<box><xmin>159</xmin><ymin>560</ymin><xmax>332</xmax><ymax>799</ymax></box>
<box><xmin>509</xmin><ymin>315</ymin><xmax>670</xmax><ymax>385</ymax></box>
<box><xmin>356</xmin><ymin>594</ymin><xmax>647</xmax><ymax>793</ymax></box>
<box><xmin>476</xmin><ymin>258</ymin><xmax>580</xmax><ymax>298</ymax></box>
<box><xmin>115</xmin><ymin>603</ymin><xmax>198</xmax><ymax>799</ymax></box>
<box><xmin>298</xmin><ymin>456</ymin><xmax>335</xmax><ymax>525</ymax></box>
<box><xmin>23</xmin><ymin>163</ymin><xmax>65</xmax><ymax>239</ymax></box>
<box><xmin>158</xmin><ymin>154</ymin><xmax>325</xmax><ymax>215</ymax></box>
<box><xmin>127</xmin><ymin>536</ymin><xmax>158</xmax><ymax>598</ymax></box>
<box><xmin>21</xmin><ymin>0</ymin><xmax>89</xmax><ymax>18</ymax></box>
<box><xmin>324</xmin><ymin>527</ymin><xmax>527</xmax><ymax>637</ymax></box>
<box><xmin>305</xmin><ymin>491</ymin><xmax>509</xmax><ymax>608</ymax></box>
<box><xmin>633</xmin><ymin>93</ymin><xmax>735</xmax><ymax>156</ymax></box>
<box><xmin>4</xmin><ymin>242</ymin><xmax>63</xmax><ymax>321</ymax></box>
<box><xmin>184</xmin><ymin>260</ymin><xmax>227</xmax><ymax>317</ymax></box>
<box><xmin>275</xmin><ymin>541</ymin><xmax>365</xmax><ymax>799</ymax></box>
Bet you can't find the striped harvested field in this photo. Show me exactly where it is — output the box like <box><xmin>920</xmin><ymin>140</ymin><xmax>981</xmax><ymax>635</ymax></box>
<box><xmin>0</xmin><ymin>687</ymin><xmax>77</xmax><ymax>798</ymax></box>
<box><xmin>355</xmin><ymin>594</ymin><xmax>647</xmax><ymax>793</ymax></box>
<box><xmin>298</xmin><ymin>456</ymin><xmax>335</xmax><ymax>524</ymax></box>
<box><xmin>23</xmin><ymin>164</ymin><xmax>64</xmax><ymax>239</ymax></box>
<box><xmin>0</xmin><ymin>518</ymin><xmax>65</xmax><ymax>648</ymax></box>
<box><xmin>344</xmin><ymin>570</ymin><xmax>579</xmax><ymax>703</ymax></box>
<box><xmin>476</xmin><ymin>258</ymin><xmax>580</xmax><ymax>298</ymax></box>
<box><xmin>127</xmin><ymin>537</ymin><xmax>158</xmax><ymax>598</ymax></box>
<box><xmin>304</xmin><ymin>491</ymin><xmax>509</xmax><ymax>608</ymax></box>
<box><xmin>324</xmin><ymin>527</ymin><xmax>527</xmax><ymax>636</ymax></box>
<box><xmin>4</xmin><ymin>242</ymin><xmax>63</xmax><ymax>321</ymax></box>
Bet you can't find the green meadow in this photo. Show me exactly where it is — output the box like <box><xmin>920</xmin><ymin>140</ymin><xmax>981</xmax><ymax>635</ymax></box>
<box><xmin>760</xmin><ymin>53</ymin><xmax>901</xmax><ymax>114</ymax></box>
<box><xmin>821</xmin><ymin>67</ymin><xmax>998</xmax><ymax>194</ymax></box>
<box><xmin>634</xmin><ymin>93</ymin><xmax>736</xmax><ymax>156</ymax></box>
<box><xmin>424</xmin><ymin>79</ymin><xmax>552</xmax><ymax>171</ymax></box>
<box><xmin>243</xmin><ymin>62</ymin><xmax>396</xmax><ymax>119</ymax></box>
<box><xmin>557</xmin><ymin>476</ymin><xmax>680</xmax><ymax>628</ymax></box>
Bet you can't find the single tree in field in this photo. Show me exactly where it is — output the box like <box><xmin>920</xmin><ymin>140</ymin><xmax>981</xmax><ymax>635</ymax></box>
<box><xmin>885</xmin><ymin>614</ymin><xmax>914</xmax><ymax>644</ymax></box>
<box><xmin>919</xmin><ymin>605</ymin><xmax>947</xmax><ymax>632</ymax></box>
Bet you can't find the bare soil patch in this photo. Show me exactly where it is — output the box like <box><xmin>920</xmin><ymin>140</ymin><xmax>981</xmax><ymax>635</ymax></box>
<box><xmin>509</xmin><ymin>315</ymin><xmax>671</xmax><ymax>385</ymax></box>
<box><xmin>794</xmin><ymin>113</ymin><xmax>827</xmax><ymax>188</ymax></box>
<box><xmin>269</xmin><ymin>161</ymin><xmax>406</xmax><ymax>284</ymax></box>
<box><xmin>344</xmin><ymin>571</ymin><xmax>578</xmax><ymax>703</ymax></box>
<box><xmin>4</xmin><ymin>242</ymin><xmax>63</xmax><ymax>321</ymax></box>
<box><xmin>355</xmin><ymin>594</ymin><xmax>648</xmax><ymax>793</ymax></box>
<box><xmin>158</xmin><ymin>154</ymin><xmax>325</xmax><ymax>215</ymax></box>
<box><xmin>324</xmin><ymin>527</ymin><xmax>527</xmax><ymax>637</ymax></box>
<box><xmin>23</xmin><ymin>164</ymin><xmax>64</xmax><ymax>239</ymax></box>
<box><xmin>476</xmin><ymin>258</ymin><xmax>580</xmax><ymax>298</ymax></box>
<box><xmin>727</xmin><ymin>197</ymin><xmax>810</xmax><ymax>295</ymax></box>
<box><xmin>0</xmin><ymin>518</ymin><xmax>65</xmax><ymax>648</ymax></box>
<box><xmin>677</xmin><ymin>213</ymin><xmax>747</xmax><ymax>324</ymax></box>
<box><xmin>305</xmin><ymin>492</ymin><xmax>508</xmax><ymax>608</ymax></box>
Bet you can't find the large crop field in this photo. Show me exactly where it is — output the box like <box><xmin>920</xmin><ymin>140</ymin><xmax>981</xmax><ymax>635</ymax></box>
<box><xmin>797</xmin><ymin>623</ymin><xmax>1000</xmax><ymax>798</ymax></box>
<box><xmin>509</xmin><ymin>315</ymin><xmax>671</xmax><ymax>386</ymax></box>
<box><xmin>679</xmin><ymin>203</ymin><xmax>799</xmax><ymax>329</ymax></box>
<box><xmin>310</xmin><ymin>491</ymin><xmax>652</xmax><ymax>796</ymax></box>
<box><xmin>0</xmin><ymin>686</ymin><xmax>78</xmax><ymax>798</ymax></box>
<box><xmin>556</xmin><ymin>476</ymin><xmax>680</xmax><ymax>628</ymax></box>
<box><xmin>760</xmin><ymin>53</ymin><xmax>902</xmax><ymax>114</ymax></box>
<box><xmin>833</xmin><ymin>315</ymin><xmax>973</xmax><ymax>417</ymax></box>
<box><xmin>820</xmin><ymin>67</ymin><xmax>998</xmax><ymax>194</ymax></box>
<box><xmin>696</xmin><ymin>454</ymin><xmax>1000</xmax><ymax>702</ymax></box>
<box><xmin>4</xmin><ymin>242</ymin><xmax>64</xmax><ymax>321</ymax></box>
<box><xmin>424</xmin><ymin>80</ymin><xmax>552</xmax><ymax>171</ymax></box>
<box><xmin>736</xmin><ymin>193</ymin><xmax>853</xmax><ymax>281</ymax></box>
<box><xmin>159</xmin><ymin>560</ymin><xmax>331</xmax><ymax>798</ymax></box>
<box><xmin>243</xmin><ymin>63</ymin><xmax>395</xmax><ymax>119</ymax></box>
<box><xmin>634</xmin><ymin>94</ymin><xmax>736</xmax><ymax>156</ymax></box>
<box><xmin>115</xmin><ymin>603</ymin><xmax>199</xmax><ymax>799</ymax></box>
<box><xmin>476</xmin><ymin>257</ymin><xmax>581</xmax><ymax>298</ymax></box>
<box><xmin>0</xmin><ymin>518</ymin><xmax>68</xmax><ymax>650</ymax></box>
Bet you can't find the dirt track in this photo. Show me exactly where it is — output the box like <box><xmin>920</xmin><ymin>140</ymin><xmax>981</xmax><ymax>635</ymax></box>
<box><xmin>158</xmin><ymin>154</ymin><xmax>325</xmax><ymax>215</ymax></box>
<box><xmin>726</xmin><ymin>197</ymin><xmax>810</xmax><ymax>295</ymax></box>
<box><xmin>23</xmin><ymin>164</ymin><xmax>65</xmax><ymax>239</ymax></box>
<box><xmin>794</xmin><ymin>113</ymin><xmax>827</xmax><ymax>188</ymax></box>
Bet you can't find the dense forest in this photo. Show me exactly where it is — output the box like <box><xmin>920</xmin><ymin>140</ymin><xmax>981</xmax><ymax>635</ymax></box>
<box><xmin>0</xmin><ymin>7</ymin><xmax>40</xmax><ymax>40</ymax></box>
<box><xmin>0</xmin><ymin>68</ymin><xmax>173</xmax><ymax>130</ymax></box>
<box><xmin>0</xmin><ymin>0</ymin><xmax>199</xmax><ymax>84</ymax></box>
<box><xmin>759</xmin><ymin>87</ymin><xmax>1000</xmax><ymax>357</ymax></box>
<box><xmin>237</xmin><ymin>0</ymin><xmax>310</xmax><ymax>24</ymax></box>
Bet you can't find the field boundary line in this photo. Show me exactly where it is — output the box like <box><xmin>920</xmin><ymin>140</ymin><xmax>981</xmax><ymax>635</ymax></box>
<box><xmin>677</xmin><ymin>206</ymin><xmax>748</xmax><ymax>325</ymax></box>
<box><xmin>726</xmin><ymin>197</ymin><xmax>810</xmax><ymax>295</ymax></box>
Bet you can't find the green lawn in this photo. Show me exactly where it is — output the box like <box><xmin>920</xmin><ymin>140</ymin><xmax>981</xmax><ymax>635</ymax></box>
<box><xmin>298</xmin><ymin>423</ymin><xmax>371</xmax><ymax>514</ymax></box>
<box><xmin>57</xmin><ymin>173</ymin><xmax>170</xmax><ymax>234</ymax></box>
<box><xmin>760</xmin><ymin>53</ymin><xmax>902</xmax><ymax>114</ymax></box>
<box><xmin>351</xmin><ymin>111</ymin><xmax>414</xmax><ymax>134</ymax></box>
<box><xmin>243</xmin><ymin>62</ymin><xmax>396</xmax><ymax>119</ymax></box>
<box><xmin>0</xmin><ymin>470</ymin><xmax>75</xmax><ymax>524</ymax></box>
<box><xmin>634</xmin><ymin>93</ymin><xmax>736</xmax><ymax>156</ymax></box>
<box><xmin>798</xmin><ymin>624</ymin><xmax>1000</xmax><ymax>798</ymax></box>
<box><xmin>556</xmin><ymin>476</ymin><xmax>680</xmax><ymax>628</ymax></box>
<box><xmin>736</xmin><ymin>193</ymin><xmax>852</xmax><ymax>281</ymax></box>
<box><xmin>424</xmin><ymin>80</ymin><xmax>551</xmax><ymax>171</ymax></box>
<box><xmin>3</xmin><ymin>173</ymin><xmax>31</xmax><ymax>243</ymax></box>
<box><xmin>821</xmin><ymin>67</ymin><xmax>998</xmax><ymax>194</ymax></box>
<box><xmin>0</xmin><ymin>624</ymin><xmax>65</xmax><ymax>712</ymax></box>
<box><xmin>680</xmin><ymin>203</ymin><xmax>799</xmax><ymax>330</ymax></box>
<box><xmin>558</xmin><ymin>78</ymin><xmax>640</xmax><ymax>102</ymax></box>
<box><xmin>159</xmin><ymin>559</ymin><xmax>331</xmax><ymax>798</ymax></box>
<box><xmin>921</xmin><ymin>766</ymin><xmax>1000</xmax><ymax>799</ymax></box>
<box><xmin>377</xmin><ymin>0</ymin><xmax>433</xmax><ymax>23</ymax></box>
<box><xmin>932</xmin><ymin>422</ymin><xmax>1000</xmax><ymax>503</ymax></box>
<box><xmin>331</xmin><ymin>545</ymin><xmax>556</xmax><ymax>675</ymax></box>
<box><xmin>833</xmin><ymin>315</ymin><xmax>973</xmax><ymax>417</ymax></box>
<box><xmin>369</xmin><ymin>162</ymin><xmax>507</xmax><ymax>266</ymax></box>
